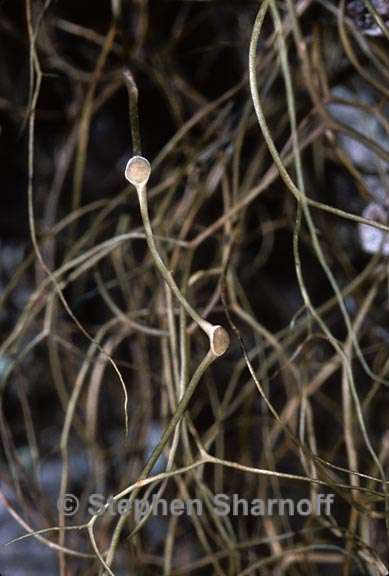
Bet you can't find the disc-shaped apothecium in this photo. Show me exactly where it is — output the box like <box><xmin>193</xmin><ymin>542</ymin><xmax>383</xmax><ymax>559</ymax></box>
<box><xmin>210</xmin><ymin>325</ymin><xmax>230</xmax><ymax>357</ymax></box>
<box><xmin>125</xmin><ymin>156</ymin><xmax>151</xmax><ymax>187</ymax></box>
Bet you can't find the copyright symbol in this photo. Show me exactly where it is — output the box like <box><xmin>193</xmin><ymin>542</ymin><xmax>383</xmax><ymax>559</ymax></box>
<box><xmin>57</xmin><ymin>494</ymin><xmax>79</xmax><ymax>516</ymax></box>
